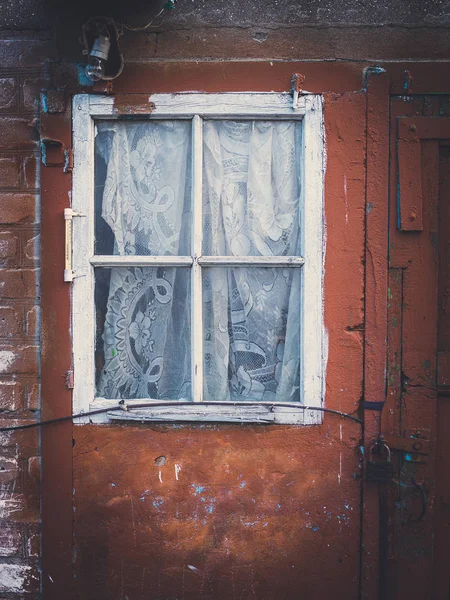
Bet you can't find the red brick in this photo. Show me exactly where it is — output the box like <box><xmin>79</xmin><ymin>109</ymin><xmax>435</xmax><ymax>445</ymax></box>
<box><xmin>25</xmin><ymin>306</ymin><xmax>39</xmax><ymax>338</ymax></box>
<box><xmin>0</xmin><ymin>78</ymin><xmax>17</xmax><ymax>111</ymax></box>
<box><xmin>0</xmin><ymin>194</ymin><xmax>37</xmax><ymax>225</ymax></box>
<box><xmin>0</xmin><ymin>455</ymin><xmax>19</xmax><ymax>484</ymax></box>
<box><xmin>26</xmin><ymin>456</ymin><xmax>40</xmax><ymax>489</ymax></box>
<box><xmin>0</xmin><ymin>233</ymin><xmax>18</xmax><ymax>265</ymax></box>
<box><xmin>0</xmin><ymin>117</ymin><xmax>38</xmax><ymax>151</ymax></box>
<box><xmin>0</xmin><ymin>346</ymin><xmax>38</xmax><ymax>375</ymax></box>
<box><xmin>22</xmin><ymin>76</ymin><xmax>48</xmax><ymax>113</ymax></box>
<box><xmin>22</xmin><ymin>156</ymin><xmax>38</xmax><ymax>189</ymax></box>
<box><xmin>0</xmin><ymin>381</ymin><xmax>25</xmax><ymax>411</ymax></box>
<box><xmin>0</xmin><ymin>522</ymin><xmax>22</xmax><ymax>556</ymax></box>
<box><xmin>0</xmin><ymin>270</ymin><xmax>38</xmax><ymax>299</ymax></box>
<box><xmin>0</xmin><ymin>157</ymin><xmax>20</xmax><ymax>188</ymax></box>
<box><xmin>27</xmin><ymin>383</ymin><xmax>39</xmax><ymax>411</ymax></box>
<box><xmin>23</xmin><ymin>233</ymin><xmax>39</xmax><ymax>263</ymax></box>
<box><xmin>0</xmin><ymin>306</ymin><xmax>23</xmax><ymax>337</ymax></box>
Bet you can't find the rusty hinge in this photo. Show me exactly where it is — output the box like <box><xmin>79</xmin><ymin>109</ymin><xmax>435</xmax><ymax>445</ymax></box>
<box><xmin>291</xmin><ymin>73</ymin><xmax>305</xmax><ymax>110</ymax></box>
<box><xmin>65</xmin><ymin>370</ymin><xmax>74</xmax><ymax>389</ymax></box>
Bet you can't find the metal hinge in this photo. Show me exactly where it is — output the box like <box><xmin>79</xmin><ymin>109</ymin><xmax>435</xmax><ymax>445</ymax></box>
<box><xmin>64</xmin><ymin>208</ymin><xmax>86</xmax><ymax>282</ymax></box>
<box><xmin>291</xmin><ymin>73</ymin><xmax>305</xmax><ymax>110</ymax></box>
<box><xmin>65</xmin><ymin>370</ymin><xmax>74</xmax><ymax>389</ymax></box>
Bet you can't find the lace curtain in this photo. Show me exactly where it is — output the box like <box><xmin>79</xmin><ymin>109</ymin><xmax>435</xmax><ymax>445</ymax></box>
<box><xmin>95</xmin><ymin>119</ymin><xmax>302</xmax><ymax>403</ymax></box>
<box><xmin>95</xmin><ymin>121</ymin><xmax>192</xmax><ymax>400</ymax></box>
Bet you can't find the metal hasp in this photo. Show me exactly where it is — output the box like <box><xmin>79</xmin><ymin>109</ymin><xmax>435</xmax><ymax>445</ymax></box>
<box><xmin>291</xmin><ymin>73</ymin><xmax>305</xmax><ymax>110</ymax></box>
<box><xmin>64</xmin><ymin>208</ymin><xmax>85</xmax><ymax>282</ymax></box>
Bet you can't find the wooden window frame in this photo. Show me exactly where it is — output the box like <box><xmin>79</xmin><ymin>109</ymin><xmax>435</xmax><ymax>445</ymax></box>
<box><xmin>71</xmin><ymin>92</ymin><xmax>325</xmax><ymax>425</ymax></box>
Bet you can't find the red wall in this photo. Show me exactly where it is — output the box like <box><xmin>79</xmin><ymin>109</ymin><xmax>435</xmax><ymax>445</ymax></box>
<box><xmin>68</xmin><ymin>71</ymin><xmax>367</xmax><ymax>600</ymax></box>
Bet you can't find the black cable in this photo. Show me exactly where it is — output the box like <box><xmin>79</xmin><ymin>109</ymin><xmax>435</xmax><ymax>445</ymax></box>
<box><xmin>0</xmin><ymin>406</ymin><xmax>123</xmax><ymax>432</ymax></box>
<box><xmin>0</xmin><ymin>401</ymin><xmax>362</xmax><ymax>432</ymax></box>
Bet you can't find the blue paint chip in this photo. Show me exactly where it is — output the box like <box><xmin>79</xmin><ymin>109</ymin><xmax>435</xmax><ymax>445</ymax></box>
<box><xmin>239</xmin><ymin>481</ymin><xmax>246</xmax><ymax>488</ymax></box>
<box><xmin>76</xmin><ymin>63</ymin><xmax>94</xmax><ymax>87</ymax></box>
<box><xmin>405</xmin><ymin>453</ymin><xmax>413</xmax><ymax>462</ymax></box>
<box><xmin>40</xmin><ymin>93</ymin><xmax>48</xmax><ymax>114</ymax></box>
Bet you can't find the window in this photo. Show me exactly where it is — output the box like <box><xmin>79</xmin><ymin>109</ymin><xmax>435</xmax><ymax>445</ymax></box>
<box><xmin>72</xmin><ymin>93</ymin><xmax>324</xmax><ymax>424</ymax></box>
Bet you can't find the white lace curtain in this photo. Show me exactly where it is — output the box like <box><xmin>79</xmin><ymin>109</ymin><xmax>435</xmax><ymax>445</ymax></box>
<box><xmin>95</xmin><ymin>119</ymin><xmax>302</xmax><ymax>402</ymax></box>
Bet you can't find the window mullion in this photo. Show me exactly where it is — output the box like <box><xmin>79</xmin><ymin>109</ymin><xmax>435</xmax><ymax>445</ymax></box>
<box><xmin>90</xmin><ymin>256</ymin><xmax>193</xmax><ymax>267</ymax></box>
<box><xmin>191</xmin><ymin>115</ymin><xmax>204</xmax><ymax>403</ymax></box>
<box><xmin>198</xmin><ymin>256</ymin><xmax>305</xmax><ymax>267</ymax></box>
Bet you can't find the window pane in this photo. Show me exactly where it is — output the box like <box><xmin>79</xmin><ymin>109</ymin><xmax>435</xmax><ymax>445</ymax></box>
<box><xmin>203</xmin><ymin>267</ymin><xmax>301</xmax><ymax>402</ymax></box>
<box><xmin>95</xmin><ymin>267</ymin><xmax>191</xmax><ymax>400</ymax></box>
<box><xmin>95</xmin><ymin>121</ymin><xmax>192</xmax><ymax>256</ymax></box>
<box><xmin>203</xmin><ymin>121</ymin><xmax>302</xmax><ymax>256</ymax></box>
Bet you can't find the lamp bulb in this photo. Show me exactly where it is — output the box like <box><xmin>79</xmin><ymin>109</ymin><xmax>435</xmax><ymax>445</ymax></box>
<box><xmin>85</xmin><ymin>57</ymin><xmax>104</xmax><ymax>82</ymax></box>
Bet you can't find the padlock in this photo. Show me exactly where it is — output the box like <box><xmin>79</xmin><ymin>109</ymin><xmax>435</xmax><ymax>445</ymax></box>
<box><xmin>366</xmin><ymin>441</ymin><xmax>394</xmax><ymax>483</ymax></box>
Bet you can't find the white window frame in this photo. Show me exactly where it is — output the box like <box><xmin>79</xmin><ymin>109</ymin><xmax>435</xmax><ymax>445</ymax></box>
<box><xmin>71</xmin><ymin>92</ymin><xmax>325</xmax><ymax>425</ymax></box>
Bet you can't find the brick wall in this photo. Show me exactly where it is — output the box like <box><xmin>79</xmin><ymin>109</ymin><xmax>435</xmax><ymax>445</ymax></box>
<box><xmin>0</xmin><ymin>31</ymin><xmax>53</xmax><ymax>598</ymax></box>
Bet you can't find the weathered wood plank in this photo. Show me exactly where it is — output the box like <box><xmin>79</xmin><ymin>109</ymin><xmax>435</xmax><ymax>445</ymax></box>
<box><xmin>89</xmin><ymin>93</ymin><xmax>307</xmax><ymax>118</ymax></box>
<box><xmin>90</xmin><ymin>256</ymin><xmax>193</xmax><ymax>267</ymax></box>
<box><xmin>397</xmin><ymin>136</ymin><xmax>423</xmax><ymax>231</ymax></box>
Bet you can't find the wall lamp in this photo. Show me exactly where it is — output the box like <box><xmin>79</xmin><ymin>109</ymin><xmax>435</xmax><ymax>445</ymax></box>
<box><xmin>82</xmin><ymin>17</ymin><xmax>124</xmax><ymax>82</ymax></box>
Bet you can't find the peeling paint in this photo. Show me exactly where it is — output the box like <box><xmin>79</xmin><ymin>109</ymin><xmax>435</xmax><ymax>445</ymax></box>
<box><xmin>0</xmin><ymin>563</ymin><xmax>34</xmax><ymax>592</ymax></box>
<box><xmin>0</xmin><ymin>351</ymin><xmax>15</xmax><ymax>374</ymax></box>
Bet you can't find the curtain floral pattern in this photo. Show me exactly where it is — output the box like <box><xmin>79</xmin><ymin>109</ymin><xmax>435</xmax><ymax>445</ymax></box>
<box><xmin>202</xmin><ymin>121</ymin><xmax>302</xmax><ymax>402</ymax></box>
<box><xmin>94</xmin><ymin>119</ymin><xmax>302</xmax><ymax>403</ymax></box>
<box><xmin>94</xmin><ymin>121</ymin><xmax>192</xmax><ymax>400</ymax></box>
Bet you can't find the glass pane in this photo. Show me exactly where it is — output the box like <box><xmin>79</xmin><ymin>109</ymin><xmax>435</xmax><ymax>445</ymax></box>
<box><xmin>95</xmin><ymin>120</ymin><xmax>192</xmax><ymax>256</ymax></box>
<box><xmin>203</xmin><ymin>267</ymin><xmax>301</xmax><ymax>402</ymax></box>
<box><xmin>202</xmin><ymin>121</ymin><xmax>302</xmax><ymax>256</ymax></box>
<box><xmin>95</xmin><ymin>267</ymin><xmax>191</xmax><ymax>400</ymax></box>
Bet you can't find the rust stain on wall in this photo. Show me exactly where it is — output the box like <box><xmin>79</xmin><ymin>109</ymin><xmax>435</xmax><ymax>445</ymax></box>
<box><xmin>73</xmin><ymin>421</ymin><xmax>361</xmax><ymax>600</ymax></box>
<box><xmin>111</xmin><ymin>94</ymin><xmax>156</xmax><ymax>115</ymax></box>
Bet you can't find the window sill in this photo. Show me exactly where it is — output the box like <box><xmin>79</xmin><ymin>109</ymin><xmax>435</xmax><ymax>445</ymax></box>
<box><xmin>83</xmin><ymin>400</ymin><xmax>324</xmax><ymax>425</ymax></box>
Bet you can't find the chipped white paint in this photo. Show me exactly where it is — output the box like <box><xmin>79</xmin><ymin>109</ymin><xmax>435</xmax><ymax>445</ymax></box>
<box><xmin>187</xmin><ymin>564</ymin><xmax>201</xmax><ymax>574</ymax></box>
<box><xmin>72</xmin><ymin>92</ymin><xmax>325</xmax><ymax>424</ymax></box>
<box><xmin>89</xmin><ymin>93</ymin><xmax>308</xmax><ymax>118</ymax></box>
<box><xmin>174</xmin><ymin>464</ymin><xmax>182</xmax><ymax>481</ymax></box>
<box><xmin>0</xmin><ymin>563</ymin><xmax>33</xmax><ymax>592</ymax></box>
<box><xmin>0</xmin><ymin>351</ymin><xmax>15</xmax><ymax>374</ymax></box>
<box><xmin>24</xmin><ymin>233</ymin><xmax>40</xmax><ymax>261</ymax></box>
<box><xmin>72</xmin><ymin>94</ymin><xmax>95</xmax><ymax>423</ymax></box>
<box><xmin>106</xmin><ymin>403</ymin><xmax>305</xmax><ymax>424</ymax></box>
<box><xmin>0</xmin><ymin>524</ymin><xmax>21</xmax><ymax>556</ymax></box>
<box><xmin>191</xmin><ymin>115</ymin><xmax>203</xmax><ymax>403</ymax></box>
<box><xmin>158</xmin><ymin>470</ymin><xmax>163</xmax><ymax>484</ymax></box>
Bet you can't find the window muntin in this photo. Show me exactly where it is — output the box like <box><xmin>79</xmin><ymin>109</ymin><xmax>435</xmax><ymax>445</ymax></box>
<box><xmin>72</xmin><ymin>93</ymin><xmax>324</xmax><ymax>424</ymax></box>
